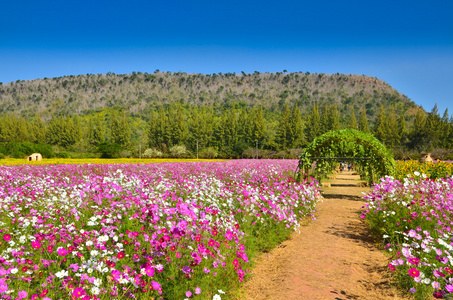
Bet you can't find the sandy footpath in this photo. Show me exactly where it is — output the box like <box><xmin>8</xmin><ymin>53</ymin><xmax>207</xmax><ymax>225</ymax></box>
<box><xmin>239</xmin><ymin>171</ymin><xmax>408</xmax><ymax>300</ymax></box>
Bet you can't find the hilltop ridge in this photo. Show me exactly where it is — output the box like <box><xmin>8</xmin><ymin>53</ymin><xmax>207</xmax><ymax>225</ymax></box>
<box><xmin>0</xmin><ymin>71</ymin><xmax>420</xmax><ymax>120</ymax></box>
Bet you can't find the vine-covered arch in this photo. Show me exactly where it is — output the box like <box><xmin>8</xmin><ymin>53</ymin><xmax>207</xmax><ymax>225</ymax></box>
<box><xmin>296</xmin><ymin>129</ymin><xmax>395</xmax><ymax>183</ymax></box>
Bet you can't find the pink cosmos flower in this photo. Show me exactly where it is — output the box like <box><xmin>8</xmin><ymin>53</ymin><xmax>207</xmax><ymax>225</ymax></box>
<box><xmin>31</xmin><ymin>240</ymin><xmax>41</xmax><ymax>249</ymax></box>
<box><xmin>2</xmin><ymin>234</ymin><xmax>11</xmax><ymax>241</ymax></box>
<box><xmin>18</xmin><ymin>290</ymin><xmax>27</xmax><ymax>298</ymax></box>
<box><xmin>408</xmin><ymin>268</ymin><xmax>420</xmax><ymax>277</ymax></box>
<box><xmin>57</xmin><ymin>247</ymin><xmax>68</xmax><ymax>256</ymax></box>
<box><xmin>72</xmin><ymin>287</ymin><xmax>86</xmax><ymax>298</ymax></box>
<box><xmin>151</xmin><ymin>281</ymin><xmax>161</xmax><ymax>290</ymax></box>
<box><xmin>195</xmin><ymin>287</ymin><xmax>201</xmax><ymax>294</ymax></box>
<box><xmin>69</xmin><ymin>263</ymin><xmax>79</xmax><ymax>272</ymax></box>
<box><xmin>117</xmin><ymin>251</ymin><xmax>125</xmax><ymax>259</ymax></box>
<box><xmin>0</xmin><ymin>284</ymin><xmax>8</xmax><ymax>294</ymax></box>
<box><xmin>186</xmin><ymin>291</ymin><xmax>192</xmax><ymax>297</ymax></box>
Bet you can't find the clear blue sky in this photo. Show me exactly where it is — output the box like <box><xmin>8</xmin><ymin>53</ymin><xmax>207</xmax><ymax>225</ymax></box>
<box><xmin>1</xmin><ymin>0</ymin><xmax>452</xmax><ymax>114</ymax></box>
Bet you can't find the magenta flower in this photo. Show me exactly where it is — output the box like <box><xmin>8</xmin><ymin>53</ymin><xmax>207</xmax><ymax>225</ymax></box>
<box><xmin>0</xmin><ymin>284</ymin><xmax>8</xmax><ymax>293</ymax></box>
<box><xmin>57</xmin><ymin>247</ymin><xmax>68</xmax><ymax>256</ymax></box>
<box><xmin>31</xmin><ymin>240</ymin><xmax>41</xmax><ymax>249</ymax></box>
<box><xmin>2</xmin><ymin>234</ymin><xmax>11</xmax><ymax>241</ymax></box>
<box><xmin>186</xmin><ymin>291</ymin><xmax>192</xmax><ymax>297</ymax></box>
<box><xmin>408</xmin><ymin>268</ymin><xmax>420</xmax><ymax>277</ymax></box>
<box><xmin>18</xmin><ymin>290</ymin><xmax>28</xmax><ymax>298</ymax></box>
<box><xmin>72</xmin><ymin>287</ymin><xmax>86</xmax><ymax>298</ymax></box>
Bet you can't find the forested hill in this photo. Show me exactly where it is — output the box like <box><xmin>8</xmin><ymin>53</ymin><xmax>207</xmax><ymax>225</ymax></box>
<box><xmin>0</xmin><ymin>71</ymin><xmax>419</xmax><ymax>120</ymax></box>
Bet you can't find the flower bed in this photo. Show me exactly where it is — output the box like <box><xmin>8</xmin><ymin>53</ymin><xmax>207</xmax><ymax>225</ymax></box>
<box><xmin>395</xmin><ymin>161</ymin><xmax>453</xmax><ymax>181</ymax></box>
<box><xmin>362</xmin><ymin>172</ymin><xmax>453</xmax><ymax>299</ymax></box>
<box><xmin>0</xmin><ymin>158</ymin><xmax>226</xmax><ymax>166</ymax></box>
<box><xmin>0</xmin><ymin>160</ymin><xmax>320</xmax><ymax>300</ymax></box>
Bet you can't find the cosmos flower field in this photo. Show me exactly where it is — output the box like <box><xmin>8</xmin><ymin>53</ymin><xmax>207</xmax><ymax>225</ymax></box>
<box><xmin>0</xmin><ymin>160</ymin><xmax>320</xmax><ymax>300</ymax></box>
<box><xmin>362</xmin><ymin>171</ymin><xmax>453</xmax><ymax>299</ymax></box>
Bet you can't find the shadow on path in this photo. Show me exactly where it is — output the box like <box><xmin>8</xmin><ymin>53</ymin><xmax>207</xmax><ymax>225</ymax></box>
<box><xmin>322</xmin><ymin>193</ymin><xmax>364</xmax><ymax>201</ymax></box>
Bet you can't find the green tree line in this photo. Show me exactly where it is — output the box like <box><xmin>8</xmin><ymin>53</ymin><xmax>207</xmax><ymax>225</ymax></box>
<box><xmin>0</xmin><ymin>103</ymin><xmax>451</xmax><ymax>159</ymax></box>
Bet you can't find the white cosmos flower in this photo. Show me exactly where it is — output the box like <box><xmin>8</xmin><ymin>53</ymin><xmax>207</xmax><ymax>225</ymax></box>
<box><xmin>93</xmin><ymin>278</ymin><xmax>102</xmax><ymax>286</ymax></box>
<box><xmin>55</xmin><ymin>270</ymin><xmax>68</xmax><ymax>278</ymax></box>
<box><xmin>10</xmin><ymin>268</ymin><xmax>18</xmax><ymax>274</ymax></box>
<box><xmin>91</xmin><ymin>287</ymin><xmax>100</xmax><ymax>295</ymax></box>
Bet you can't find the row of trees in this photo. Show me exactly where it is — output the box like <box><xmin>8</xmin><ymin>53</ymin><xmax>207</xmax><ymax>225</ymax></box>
<box><xmin>0</xmin><ymin>103</ymin><xmax>451</xmax><ymax>159</ymax></box>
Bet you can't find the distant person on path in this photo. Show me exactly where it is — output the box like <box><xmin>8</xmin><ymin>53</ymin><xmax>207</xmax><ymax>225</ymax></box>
<box><xmin>348</xmin><ymin>163</ymin><xmax>351</xmax><ymax>171</ymax></box>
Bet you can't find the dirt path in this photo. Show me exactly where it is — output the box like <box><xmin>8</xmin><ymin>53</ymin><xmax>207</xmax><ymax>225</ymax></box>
<box><xmin>240</xmin><ymin>171</ymin><xmax>407</xmax><ymax>300</ymax></box>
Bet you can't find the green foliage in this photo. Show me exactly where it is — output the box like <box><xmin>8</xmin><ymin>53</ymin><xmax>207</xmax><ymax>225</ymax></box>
<box><xmin>97</xmin><ymin>142</ymin><xmax>122</xmax><ymax>158</ymax></box>
<box><xmin>46</xmin><ymin>116</ymin><xmax>80</xmax><ymax>148</ymax></box>
<box><xmin>198</xmin><ymin>147</ymin><xmax>218</xmax><ymax>159</ymax></box>
<box><xmin>142</xmin><ymin>148</ymin><xmax>163</xmax><ymax>158</ymax></box>
<box><xmin>55</xmin><ymin>152</ymin><xmax>70</xmax><ymax>158</ymax></box>
<box><xmin>169</xmin><ymin>144</ymin><xmax>190</xmax><ymax>158</ymax></box>
<box><xmin>1</xmin><ymin>142</ymin><xmax>53</xmax><ymax>158</ymax></box>
<box><xmin>298</xmin><ymin>129</ymin><xmax>396</xmax><ymax>183</ymax></box>
<box><xmin>358</xmin><ymin>106</ymin><xmax>370</xmax><ymax>133</ymax></box>
<box><xmin>110</xmin><ymin>111</ymin><xmax>131</xmax><ymax>146</ymax></box>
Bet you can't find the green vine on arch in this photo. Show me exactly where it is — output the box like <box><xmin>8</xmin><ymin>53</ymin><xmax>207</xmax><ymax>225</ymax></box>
<box><xmin>296</xmin><ymin>129</ymin><xmax>395</xmax><ymax>184</ymax></box>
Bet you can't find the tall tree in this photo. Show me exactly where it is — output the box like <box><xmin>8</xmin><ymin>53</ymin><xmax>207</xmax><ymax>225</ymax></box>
<box><xmin>358</xmin><ymin>107</ymin><xmax>369</xmax><ymax>133</ymax></box>
<box><xmin>373</xmin><ymin>104</ymin><xmax>388</xmax><ymax>144</ymax></box>
<box><xmin>408</xmin><ymin>109</ymin><xmax>429</xmax><ymax>152</ymax></box>
<box><xmin>110</xmin><ymin>111</ymin><xmax>131</xmax><ymax>146</ymax></box>
<box><xmin>87</xmin><ymin>115</ymin><xmax>104</xmax><ymax>145</ymax></box>
<box><xmin>250</xmin><ymin>106</ymin><xmax>266</xmax><ymax>146</ymax></box>
<box><xmin>29</xmin><ymin>117</ymin><xmax>47</xmax><ymax>144</ymax></box>
<box><xmin>348</xmin><ymin>106</ymin><xmax>357</xmax><ymax>130</ymax></box>
<box><xmin>46</xmin><ymin>115</ymin><xmax>80</xmax><ymax>148</ymax></box>
<box><xmin>397</xmin><ymin>114</ymin><xmax>407</xmax><ymax>147</ymax></box>
<box><xmin>275</xmin><ymin>103</ymin><xmax>291</xmax><ymax>149</ymax></box>
<box><xmin>425</xmin><ymin>104</ymin><xmax>442</xmax><ymax>149</ymax></box>
<box><xmin>305</xmin><ymin>103</ymin><xmax>321</xmax><ymax>142</ymax></box>
<box><xmin>329</xmin><ymin>104</ymin><xmax>341</xmax><ymax>131</ymax></box>
<box><xmin>386</xmin><ymin>106</ymin><xmax>399</xmax><ymax>148</ymax></box>
<box><xmin>288</xmin><ymin>104</ymin><xmax>304</xmax><ymax>147</ymax></box>
<box><xmin>320</xmin><ymin>104</ymin><xmax>330</xmax><ymax>134</ymax></box>
<box><xmin>166</xmin><ymin>103</ymin><xmax>188</xmax><ymax>147</ymax></box>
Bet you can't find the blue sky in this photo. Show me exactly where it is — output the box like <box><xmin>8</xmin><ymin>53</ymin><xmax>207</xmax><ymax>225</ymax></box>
<box><xmin>1</xmin><ymin>0</ymin><xmax>452</xmax><ymax>114</ymax></box>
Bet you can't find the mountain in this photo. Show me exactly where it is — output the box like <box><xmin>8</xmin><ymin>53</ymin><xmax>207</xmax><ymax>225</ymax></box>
<box><xmin>0</xmin><ymin>71</ymin><xmax>420</xmax><ymax>121</ymax></box>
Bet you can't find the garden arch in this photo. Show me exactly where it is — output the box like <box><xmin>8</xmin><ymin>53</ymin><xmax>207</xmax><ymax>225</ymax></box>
<box><xmin>296</xmin><ymin>129</ymin><xmax>395</xmax><ymax>184</ymax></box>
